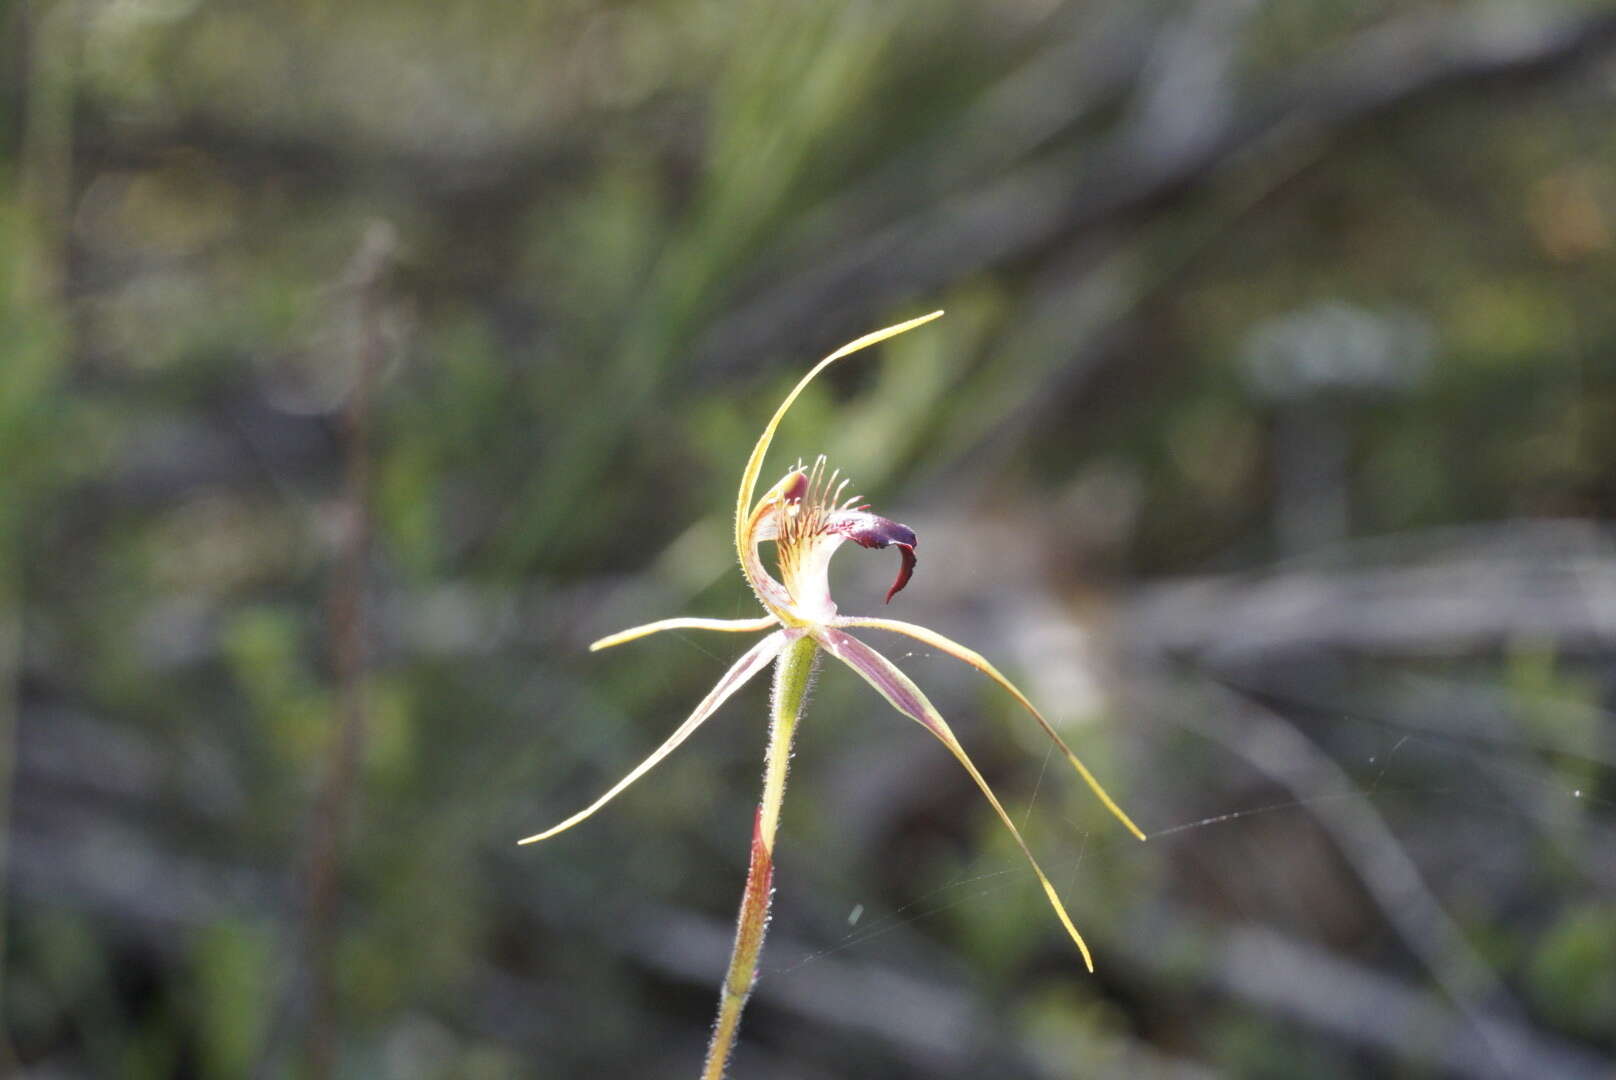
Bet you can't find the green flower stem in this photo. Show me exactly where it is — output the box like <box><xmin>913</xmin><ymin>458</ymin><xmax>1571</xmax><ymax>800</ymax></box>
<box><xmin>702</xmin><ymin>633</ymin><xmax>817</xmax><ymax>1080</ymax></box>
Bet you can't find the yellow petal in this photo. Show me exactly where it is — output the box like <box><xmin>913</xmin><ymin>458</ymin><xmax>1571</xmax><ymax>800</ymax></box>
<box><xmin>591</xmin><ymin>615</ymin><xmax>779</xmax><ymax>652</ymax></box>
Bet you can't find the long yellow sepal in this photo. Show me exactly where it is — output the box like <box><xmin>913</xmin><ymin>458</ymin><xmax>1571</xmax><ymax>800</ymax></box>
<box><xmin>733</xmin><ymin>312</ymin><xmax>944</xmax><ymax>574</ymax></box>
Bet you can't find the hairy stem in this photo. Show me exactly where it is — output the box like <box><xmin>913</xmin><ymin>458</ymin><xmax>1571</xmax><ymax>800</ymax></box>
<box><xmin>702</xmin><ymin>634</ymin><xmax>816</xmax><ymax>1079</ymax></box>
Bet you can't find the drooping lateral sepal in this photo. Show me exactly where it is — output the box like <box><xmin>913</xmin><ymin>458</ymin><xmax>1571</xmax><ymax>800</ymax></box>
<box><xmin>830</xmin><ymin>615</ymin><xmax>1146</xmax><ymax>840</ymax></box>
<box><xmin>518</xmin><ymin>629</ymin><xmax>796</xmax><ymax>845</ymax></box>
<box><xmin>813</xmin><ymin>626</ymin><xmax>1098</xmax><ymax>970</ymax></box>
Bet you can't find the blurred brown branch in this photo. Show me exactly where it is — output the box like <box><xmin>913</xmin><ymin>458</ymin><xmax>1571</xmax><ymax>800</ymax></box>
<box><xmin>1122</xmin><ymin>901</ymin><xmax>1613</xmax><ymax>1080</ymax></box>
<box><xmin>1124</xmin><ymin>522</ymin><xmax>1616</xmax><ymax>664</ymax></box>
<box><xmin>304</xmin><ymin>222</ymin><xmax>395</xmax><ymax>1079</ymax></box>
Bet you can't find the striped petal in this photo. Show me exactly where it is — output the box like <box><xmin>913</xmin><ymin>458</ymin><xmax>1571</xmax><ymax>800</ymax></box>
<box><xmin>591</xmin><ymin>615</ymin><xmax>779</xmax><ymax>652</ymax></box>
<box><xmin>831</xmin><ymin>616</ymin><xmax>1145</xmax><ymax>841</ymax></box>
<box><xmin>519</xmin><ymin>630</ymin><xmax>794</xmax><ymax>845</ymax></box>
<box><xmin>815</xmin><ymin>627</ymin><xmax>1098</xmax><ymax>970</ymax></box>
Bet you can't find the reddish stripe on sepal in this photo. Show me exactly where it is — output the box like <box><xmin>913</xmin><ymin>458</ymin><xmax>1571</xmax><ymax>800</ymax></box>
<box><xmin>815</xmin><ymin>628</ymin><xmax>942</xmax><ymax>737</ymax></box>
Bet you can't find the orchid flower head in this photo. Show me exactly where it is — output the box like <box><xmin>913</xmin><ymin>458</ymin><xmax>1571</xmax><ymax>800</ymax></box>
<box><xmin>521</xmin><ymin>310</ymin><xmax>1145</xmax><ymax>972</ymax></box>
<box><xmin>745</xmin><ymin>454</ymin><xmax>917</xmax><ymax>625</ymax></box>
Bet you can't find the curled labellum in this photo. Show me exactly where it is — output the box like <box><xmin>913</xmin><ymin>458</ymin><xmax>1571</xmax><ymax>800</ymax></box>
<box><xmin>827</xmin><ymin>510</ymin><xmax>916</xmax><ymax>603</ymax></box>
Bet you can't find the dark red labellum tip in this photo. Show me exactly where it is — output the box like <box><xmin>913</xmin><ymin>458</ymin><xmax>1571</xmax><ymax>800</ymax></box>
<box><xmin>830</xmin><ymin>511</ymin><xmax>918</xmax><ymax>603</ymax></box>
<box><xmin>884</xmin><ymin>543</ymin><xmax>916</xmax><ymax>604</ymax></box>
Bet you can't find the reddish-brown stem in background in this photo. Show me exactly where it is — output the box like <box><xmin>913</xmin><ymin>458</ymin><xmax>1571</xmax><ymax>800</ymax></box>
<box><xmin>1</xmin><ymin>3</ymin><xmax>80</xmax><ymax>1068</ymax></box>
<box><xmin>301</xmin><ymin>223</ymin><xmax>396</xmax><ymax>1080</ymax></box>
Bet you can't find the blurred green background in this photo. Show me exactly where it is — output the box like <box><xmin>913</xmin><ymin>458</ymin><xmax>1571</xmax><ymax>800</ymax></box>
<box><xmin>3</xmin><ymin>0</ymin><xmax>1616</xmax><ymax>1077</ymax></box>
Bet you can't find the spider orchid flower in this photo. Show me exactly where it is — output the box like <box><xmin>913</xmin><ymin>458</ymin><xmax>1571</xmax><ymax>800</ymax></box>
<box><xmin>520</xmin><ymin>311</ymin><xmax>1145</xmax><ymax>1078</ymax></box>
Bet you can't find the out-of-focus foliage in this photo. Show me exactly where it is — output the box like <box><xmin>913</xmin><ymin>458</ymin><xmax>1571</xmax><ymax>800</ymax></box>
<box><xmin>3</xmin><ymin>0</ymin><xmax>1616</xmax><ymax>1076</ymax></box>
